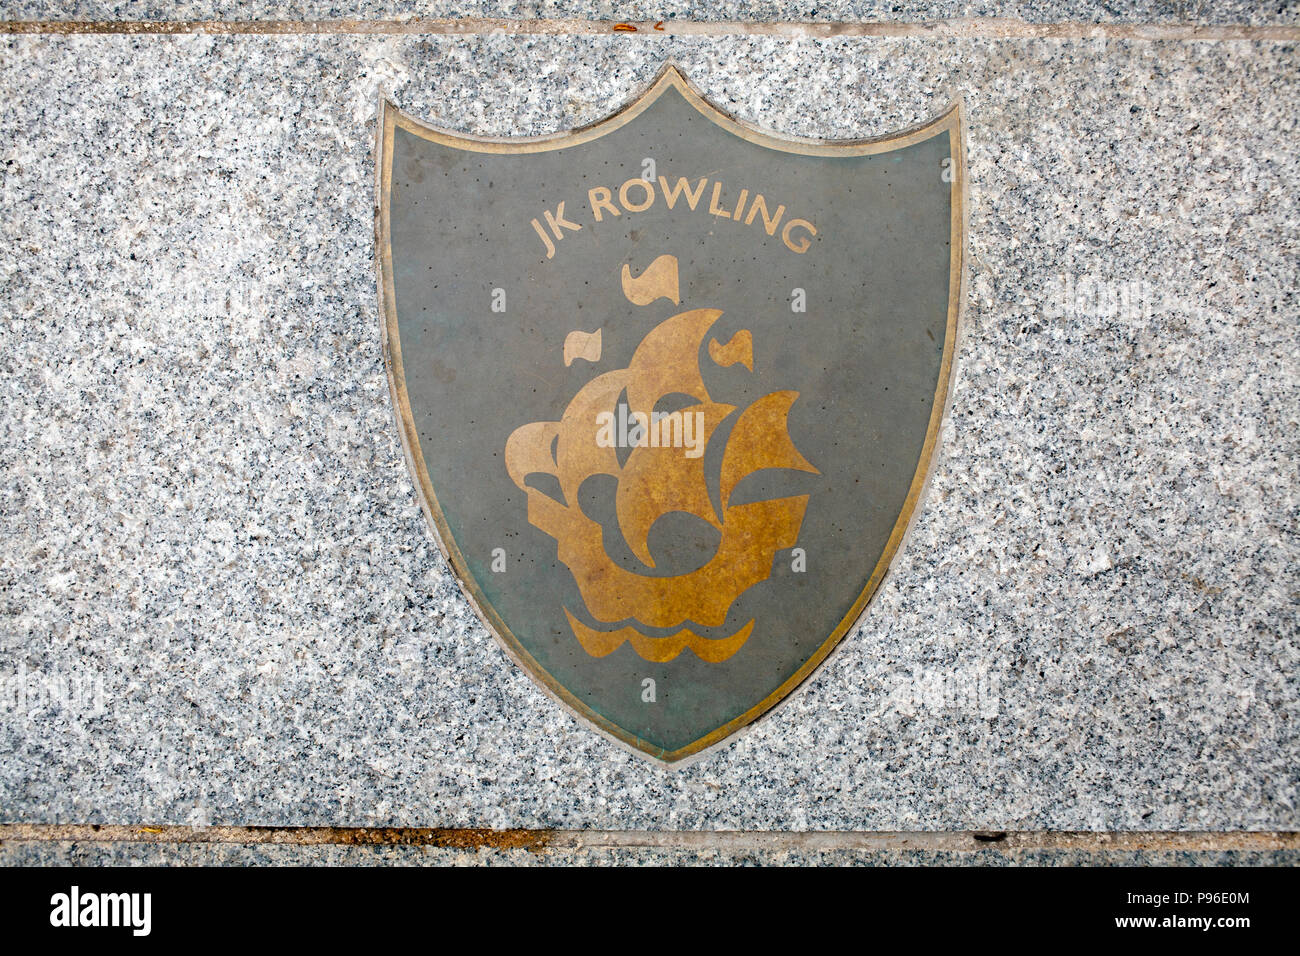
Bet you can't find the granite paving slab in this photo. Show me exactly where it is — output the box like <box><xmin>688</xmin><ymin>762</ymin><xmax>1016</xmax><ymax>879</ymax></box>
<box><xmin>0</xmin><ymin>32</ymin><xmax>1296</xmax><ymax>830</ymax></box>
<box><xmin>1</xmin><ymin>2</ymin><xmax>1297</xmax><ymax>27</ymax></box>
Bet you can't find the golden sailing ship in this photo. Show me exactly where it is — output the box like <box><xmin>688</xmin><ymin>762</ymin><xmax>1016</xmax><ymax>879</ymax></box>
<box><xmin>506</xmin><ymin>255</ymin><xmax>819</xmax><ymax>663</ymax></box>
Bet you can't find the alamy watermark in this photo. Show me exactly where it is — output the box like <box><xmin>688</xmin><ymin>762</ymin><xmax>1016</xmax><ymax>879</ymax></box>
<box><xmin>872</xmin><ymin>666</ymin><xmax>1001</xmax><ymax>719</ymax></box>
<box><xmin>595</xmin><ymin>403</ymin><xmax>707</xmax><ymax>459</ymax></box>
<box><xmin>1042</xmin><ymin>274</ymin><xmax>1219</xmax><ymax>323</ymax></box>
<box><xmin>1</xmin><ymin>663</ymin><xmax>107</xmax><ymax>721</ymax></box>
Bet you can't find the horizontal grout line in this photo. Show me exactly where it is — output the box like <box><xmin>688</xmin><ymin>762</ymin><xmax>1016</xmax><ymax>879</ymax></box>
<box><xmin>1</xmin><ymin>825</ymin><xmax>1297</xmax><ymax>853</ymax></box>
<box><xmin>1</xmin><ymin>18</ymin><xmax>1299</xmax><ymax>41</ymax></box>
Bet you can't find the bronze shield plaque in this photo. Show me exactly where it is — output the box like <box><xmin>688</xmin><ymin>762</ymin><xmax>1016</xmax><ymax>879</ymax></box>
<box><xmin>376</xmin><ymin>67</ymin><xmax>964</xmax><ymax>763</ymax></box>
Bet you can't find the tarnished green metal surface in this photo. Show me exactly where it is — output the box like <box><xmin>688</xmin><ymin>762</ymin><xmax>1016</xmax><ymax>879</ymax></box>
<box><xmin>378</xmin><ymin>67</ymin><xmax>963</xmax><ymax>762</ymax></box>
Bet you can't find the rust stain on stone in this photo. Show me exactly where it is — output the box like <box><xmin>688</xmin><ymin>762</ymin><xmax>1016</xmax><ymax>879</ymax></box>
<box><xmin>1</xmin><ymin>826</ymin><xmax>1298</xmax><ymax>855</ymax></box>
<box><xmin>248</xmin><ymin>827</ymin><xmax>553</xmax><ymax>851</ymax></box>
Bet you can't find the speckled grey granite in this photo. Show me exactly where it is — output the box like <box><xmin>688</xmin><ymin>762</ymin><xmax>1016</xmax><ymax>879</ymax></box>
<box><xmin>3</xmin><ymin>841</ymin><xmax>1298</xmax><ymax>866</ymax></box>
<box><xmin>0</xmin><ymin>2</ymin><xmax>1297</xmax><ymax>26</ymax></box>
<box><xmin>0</xmin><ymin>35</ymin><xmax>1296</xmax><ymax>830</ymax></box>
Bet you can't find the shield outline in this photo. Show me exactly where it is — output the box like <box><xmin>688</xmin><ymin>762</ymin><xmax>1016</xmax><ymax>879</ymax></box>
<box><xmin>374</xmin><ymin>64</ymin><xmax>967</xmax><ymax>765</ymax></box>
